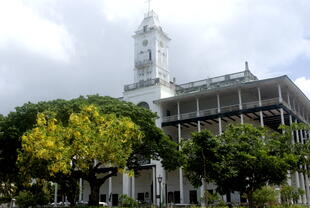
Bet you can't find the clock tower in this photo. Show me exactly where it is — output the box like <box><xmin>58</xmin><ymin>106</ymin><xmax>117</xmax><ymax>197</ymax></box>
<box><xmin>133</xmin><ymin>11</ymin><xmax>171</xmax><ymax>83</ymax></box>
<box><xmin>123</xmin><ymin>10</ymin><xmax>175</xmax><ymax>111</ymax></box>
<box><xmin>122</xmin><ymin>10</ymin><xmax>175</xmax><ymax>205</ymax></box>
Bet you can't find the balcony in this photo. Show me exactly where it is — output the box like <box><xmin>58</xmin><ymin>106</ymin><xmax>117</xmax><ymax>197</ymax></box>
<box><xmin>175</xmin><ymin>70</ymin><xmax>258</xmax><ymax>95</ymax></box>
<box><xmin>124</xmin><ymin>78</ymin><xmax>175</xmax><ymax>92</ymax></box>
<box><xmin>135</xmin><ymin>60</ymin><xmax>152</xmax><ymax>69</ymax></box>
<box><xmin>162</xmin><ymin>98</ymin><xmax>286</xmax><ymax>123</ymax></box>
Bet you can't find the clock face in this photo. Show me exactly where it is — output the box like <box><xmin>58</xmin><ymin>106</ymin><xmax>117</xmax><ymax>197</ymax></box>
<box><xmin>143</xmin><ymin>39</ymin><xmax>148</xmax><ymax>47</ymax></box>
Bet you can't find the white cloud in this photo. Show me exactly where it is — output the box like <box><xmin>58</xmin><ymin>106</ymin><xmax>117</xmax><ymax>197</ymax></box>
<box><xmin>295</xmin><ymin>77</ymin><xmax>310</xmax><ymax>99</ymax></box>
<box><xmin>100</xmin><ymin>0</ymin><xmax>310</xmax><ymax>81</ymax></box>
<box><xmin>0</xmin><ymin>0</ymin><xmax>74</xmax><ymax>62</ymax></box>
<box><xmin>0</xmin><ymin>0</ymin><xmax>310</xmax><ymax>114</ymax></box>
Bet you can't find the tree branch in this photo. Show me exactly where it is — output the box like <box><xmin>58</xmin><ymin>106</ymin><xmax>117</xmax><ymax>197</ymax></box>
<box><xmin>96</xmin><ymin>168</ymin><xmax>118</xmax><ymax>186</ymax></box>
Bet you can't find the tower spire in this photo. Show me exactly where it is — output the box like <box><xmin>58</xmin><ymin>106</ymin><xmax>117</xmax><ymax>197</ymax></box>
<box><xmin>245</xmin><ymin>61</ymin><xmax>250</xmax><ymax>71</ymax></box>
<box><xmin>146</xmin><ymin>0</ymin><xmax>152</xmax><ymax>15</ymax></box>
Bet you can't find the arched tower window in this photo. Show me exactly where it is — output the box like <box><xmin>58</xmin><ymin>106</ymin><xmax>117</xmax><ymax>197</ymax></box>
<box><xmin>137</xmin><ymin>102</ymin><xmax>150</xmax><ymax>110</ymax></box>
<box><xmin>148</xmin><ymin>49</ymin><xmax>152</xmax><ymax>61</ymax></box>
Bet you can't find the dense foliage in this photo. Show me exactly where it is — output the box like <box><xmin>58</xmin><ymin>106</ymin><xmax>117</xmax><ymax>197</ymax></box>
<box><xmin>0</xmin><ymin>95</ymin><xmax>182</xmax><ymax>206</ymax></box>
<box><xmin>182</xmin><ymin>124</ymin><xmax>308</xmax><ymax>208</ymax></box>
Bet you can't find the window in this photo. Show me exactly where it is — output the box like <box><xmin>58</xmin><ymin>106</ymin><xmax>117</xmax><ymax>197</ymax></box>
<box><xmin>137</xmin><ymin>102</ymin><xmax>150</xmax><ymax>110</ymax></box>
<box><xmin>148</xmin><ymin>49</ymin><xmax>152</xmax><ymax>61</ymax></box>
<box><xmin>138</xmin><ymin>193</ymin><xmax>145</xmax><ymax>202</ymax></box>
<box><xmin>143</xmin><ymin>25</ymin><xmax>148</xmax><ymax>32</ymax></box>
<box><xmin>189</xmin><ymin>190</ymin><xmax>197</xmax><ymax>204</ymax></box>
<box><xmin>166</xmin><ymin>110</ymin><xmax>171</xmax><ymax>116</ymax></box>
<box><xmin>174</xmin><ymin>191</ymin><xmax>180</xmax><ymax>203</ymax></box>
<box><xmin>100</xmin><ymin>194</ymin><xmax>106</xmax><ymax>202</ymax></box>
<box><xmin>168</xmin><ymin>192</ymin><xmax>174</xmax><ymax>203</ymax></box>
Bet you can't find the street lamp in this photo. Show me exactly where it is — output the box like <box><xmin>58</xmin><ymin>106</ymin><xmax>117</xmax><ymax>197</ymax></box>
<box><xmin>157</xmin><ymin>175</ymin><xmax>163</xmax><ymax>208</ymax></box>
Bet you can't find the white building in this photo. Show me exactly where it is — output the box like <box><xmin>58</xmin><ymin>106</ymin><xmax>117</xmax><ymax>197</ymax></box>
<box><xmin>81</xmin><ymin>10</ymin><xmax>310</xmax><ymax>206</ymax></box>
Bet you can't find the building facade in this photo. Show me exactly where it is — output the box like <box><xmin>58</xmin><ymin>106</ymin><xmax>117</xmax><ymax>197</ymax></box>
<box><xmin>81</xmin><ymin>11</ymin><xmax>310</xmax><ymax>206</ymax></box>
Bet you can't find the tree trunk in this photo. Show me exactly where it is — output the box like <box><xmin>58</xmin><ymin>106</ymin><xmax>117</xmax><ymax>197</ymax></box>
<box><xmin>88</xmin><ymin>181</ymin><xmax>100</xmax><ymax>206</ymax></box>
<box><xmin>247</xmin><ymin>192</ymin><xmax>254</xmax><ymax>208</ymax></box>
<box><xmin>226</xmin><ymin>191</ymin><xmax>232</xmax><ymax>208</ymax></box>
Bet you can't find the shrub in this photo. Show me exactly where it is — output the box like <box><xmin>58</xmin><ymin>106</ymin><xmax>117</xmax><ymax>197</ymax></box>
<box><xmin>15</xmin><ymin>190</ymin><xmax>35</xmax><ymax>208</ymax></box>
<box><xmin>252</xmin><ymin>186</ymin><xmax>279</xmax><ymax>208</ymax></box>
<box><xmin>202</xmin><ymin>190</ymin><xmax>225</xmax><ymax>206</ymax></box>
<box><xmin>15</xmin><ymin>180</ymin><xmax>51</xmax><ymax>208</ymax></box>
<box><xmin>280</xmin><ymin>185</ymin><xmax>304</xmax><ymax>205</ymax></box>
<box><xmin>119</xmin><ymin>194</ymin><xmax>138</xmax><ymax>207</ymax></box>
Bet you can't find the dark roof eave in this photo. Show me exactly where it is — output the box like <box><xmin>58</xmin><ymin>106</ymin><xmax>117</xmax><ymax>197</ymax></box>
<box><xmin>156</xmin><ymin>75</ymin><xmax>284</xmax><ymax>102</ymax></box>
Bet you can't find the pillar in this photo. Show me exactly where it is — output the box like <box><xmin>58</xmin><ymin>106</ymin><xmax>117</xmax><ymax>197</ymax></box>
<box><xmin>54</xmin><ymin>183</ymin><xmax>58</xmax><ymax>206</ymax></box>
<box><xmin>197</xmin><ymin>98</ymin><xmax>201</xmax><ymax>132</ymax></box>
<box><xmin>79</xmin><ymin>178</ymin><xmax>83</xmax><ymax>202</ymax></box>
<box><xmin>238</xmin><ymin>88</ymin><xmax>244</xmax><ymax>124</ymax></box>
<box><xmin>217</xmin><ymin>94</ymin><xmax>222</xmax><ymax>134</ymax></box>
<box><xmin>278</xmin><ymin>84</ymin><xmax>283</xmax><ymax>103</ymax></box>
<box><xmin>304</xmin><ymin>167</ymin><xmax>310</xmax><ymax>204</ymax></box>
<box><xmin>177</xmin><ymin>101</ymin><xmax>184</xmax><ymax>203</ymax></box>
<box><xmin>200</xmin><ymin>180</ymin><xmax>206</xmax><ymax>207</ymax></box>
<box><xmin>152</xmin><ymin>167</ymin><xmax>156</xmax><ymax>205</ymax></box>
<box><xmin>299</xmin><ymin>170</ymin><xmax>306</xmax><ymax>203</ymax></box>
<box><xmin>108</xmin><ymin>175</ymin><xmax>112</xmax><ymax>206</ymax></box>
<box><xmin>299</xmin><ymin>130</ymin><xmax>307</xmax><ymax>203</ymax></box>
<box><xmin>295</xmin><ymin>121</ymin><xmax>302</xmax><ymax>203</ymax></box>
<box><xmin>197</xmin><ymin>97</ymin><xmax>205</xmax><ymax>206</ymax></box>
<box><xmin>258</xmin><ymin>87</ymin><xmax>264</xmax><ymax>127</ymax></box>
<box><xmin>280</xmin><ymin>108</ymin><xmax>285</xmax><ymax>125</ymax></box>
<box><xmin>131</xmin><ymin>176</ymin><xmax>135</xmax><ymax>199</ymax></box>
<box><xmin>123</xmin><ymin>173</ymin><xmax>130</xmax><ymax>196</ymax></box>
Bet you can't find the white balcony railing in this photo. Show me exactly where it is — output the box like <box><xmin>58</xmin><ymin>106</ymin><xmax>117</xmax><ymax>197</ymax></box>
<box><xmin>162</xmin><ymin>98</ymin><xmax>284</xmax><ymax>123</ymax></box>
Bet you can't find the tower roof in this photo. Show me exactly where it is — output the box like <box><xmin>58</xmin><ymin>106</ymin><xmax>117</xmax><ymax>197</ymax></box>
<box><xmin>135</xmin><ymin>11</ymin><xmax>169</xmax><ymax>39</ymax></box>
<box><xmin>136</xmin><ymin>11</ymin><xmax>161</xmax><ymax>31</ymax></box>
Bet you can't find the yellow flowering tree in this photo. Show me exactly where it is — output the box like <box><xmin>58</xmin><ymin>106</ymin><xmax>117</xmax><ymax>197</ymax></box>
<box><xmin>19</xmin><ymin>105</ymin><xmax>143</xmax><ymax>205</ymax></box>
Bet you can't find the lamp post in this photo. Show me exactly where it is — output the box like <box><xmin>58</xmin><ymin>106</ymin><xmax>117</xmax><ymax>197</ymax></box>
<box><xmin>157</xmin><ymin>175</ymin><xmax>162</xmax><ymax>208</ymax></box>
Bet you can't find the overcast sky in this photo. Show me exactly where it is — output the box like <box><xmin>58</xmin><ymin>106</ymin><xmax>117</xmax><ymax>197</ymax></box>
<box><xmin>0</xmin><ymin>0</ymin><xmax>310</xmax><ymax>115</ymax></box>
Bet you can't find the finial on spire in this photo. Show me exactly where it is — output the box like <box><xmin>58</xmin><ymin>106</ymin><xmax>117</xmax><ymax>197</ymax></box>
<box><xmin>245</xmin><ymin>61</ymin><xmax>249</xmax><ymax>71</ymax></box>
<box><xmin>146</xmin><ymin>0</ymin><xmax>152</xmax><ymax>15</ymax></box>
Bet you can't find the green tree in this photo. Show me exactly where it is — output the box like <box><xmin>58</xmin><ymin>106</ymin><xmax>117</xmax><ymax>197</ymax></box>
<box><xmin>252</xmin><ymin>186</ymin><xmax>279</xmax><ymax>208</ymax></box>
<box><xmin>19</xmin><ymin>105</ymin><xmax>143</xmax><ymax>205</ymax></box>
<box><xmin>15</xmin><ymin>179</ymin><xmax>51</xmax><ymax>208</ymax></box>
<box><xmin>3</xmin><ymin>95</ymin><xmax>182</xmax><ymax>205</ymax></box>
<box><xmin>182</xmin><ymin>124</ymin><xmax>299</xmax><ymax>208</ymax></box>
<box><xmin>280</xmin><ymin>184</ymin><xmax>304</xmax><ymax>205</ymax></box>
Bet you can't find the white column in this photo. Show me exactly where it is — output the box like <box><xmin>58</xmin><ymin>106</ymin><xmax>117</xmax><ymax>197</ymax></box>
<box><xmin>108</xmin><ymin>175</ymin><xmax>112</xmax><ymax>206</ymax></box>
<box><xmin>79</xmin><ymin>178</ymin><xmax>83</xmax><ymax>202</ymax></box>
<box><xmin>177</xmin><ymin>101</ymin><xmax>184</xmax><ymax>203</ymax></box>
<box><xmin>152</xmin><ymin>167</ymin><xmax>156</xmax><ymax>205</ymax></box>
<box><xmin>197</xmin><ymin>98</ymin><xmax>201</xmax><ymax>132</ymax></box>
<box><xmin>54</xmin><ymin>183</ymin><xmax>58</xmax><ymax>206</ymax></box>
<box><xmin>295</xmin><ymin>120</ymin><xmax>302</xmax><ymax>203</ymax></box>
<box><xmin>177</xmin><ymin>100</ymin><xmax>182</xmax><ymax>149</ymax></box>
<box><xmin>200</xmin><ymin>180</ymin><xmax>206</xmax><ymax>207</ymax></box>
<box><xmin>288</xmin><ymin>115</ymin><xmax>294</xmax><ymax>186</ymax></box>
<box><xmin>197</xmin><ymin>97</ymin><xmax>205</xmax><ymax>206</ymax></box>
<box><xmin>131</xmin><ymin>176</ymin><xmax>135</xmax><ymax>199</ymax></box>
<box><xmin>299</xmin><ymin>130</ymin><xmax>307</xmax><ymax>204</ymax></box>
<box><xmin>258</xmin><ymin>87</ymin><xmax>264</xmax><ymax>127</ymax></box>
<box><xmin>238</xmin><ymin>88</ymin><xmax>244</xmax><ymax>124</ymax></box>
<box><xmin>300</xmin><ymin>172</ymin><xmax>307</xmax><ymax>203</ymax></box>
<box><xmin>278</xmin><ymin>84</ymin><xmax>283</xmax><ymax>103</ymax></box>
<box><xmin>280</xmin><ymin>108</ymin><xmax>285</xmax><ymax>125</ymax></box>
<box><xmin>123</xmin><ymin>173</ymin><xmax>130</xmax><ymax>195</ymax></box>
<box><xmin>217</xmin><ymin>94</ymin><xmax>222</xmax><ymax>134</ymax></box>
<box><xmin>304</xmin><ymin>167</ymin><xmax>310</xmax><ymax>204</ymax></box>
<box><xmin>279</xmin><ymin>84</ymin><xmax>285</xmax><ymax>129</ymax></box>
<box><xmin>179</xmin><ymin>168</ymin><xmax>184</xmax><ymax>204</ymax></box>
